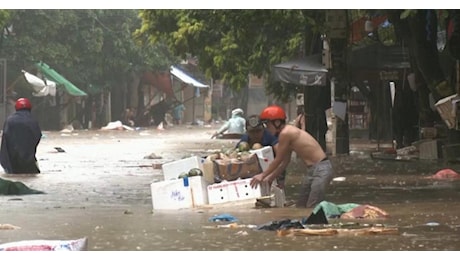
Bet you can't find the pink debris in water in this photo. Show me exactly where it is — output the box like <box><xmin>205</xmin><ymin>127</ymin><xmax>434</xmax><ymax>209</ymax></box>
<box><xmin>426</xmin><ymin>168</ymin><xmax>460</xmax><ymax>180</ymax></box>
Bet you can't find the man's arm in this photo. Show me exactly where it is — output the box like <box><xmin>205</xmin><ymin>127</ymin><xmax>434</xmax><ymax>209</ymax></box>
<box><xmin>211</xmin><ymin>121</ymin><xmax>230</xmax><ymax>139</ymax></box>
<box><xmin>250</xmin><ymin>129</ymin><xmax>291</xmax><ymax>188</ymax></box>
<box><xmin>264</xmin><ymin>151</ymin><xmax>291</xmax><ymax>183</ymax></box>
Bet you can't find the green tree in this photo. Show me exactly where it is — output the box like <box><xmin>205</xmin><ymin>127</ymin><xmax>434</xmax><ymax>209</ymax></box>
<box><xmin>136</xmin><ymin>9</ymin><xmax>326</xmax><ymax>102</ymax></box>
<box><xmin>136</xmin><ymin>9</ymin><xmax>459</xmax><ymax>109</ymax></box>
<box><xmin>1</xmin><ymin>10</ymin><xmax>176</xmax><ymax>129</ymax></box>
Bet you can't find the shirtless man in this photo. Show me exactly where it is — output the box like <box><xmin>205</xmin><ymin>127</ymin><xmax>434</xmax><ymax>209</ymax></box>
<box><xmin>249</xmin><ymin>105</ymin><xmax>334</xmax><ymax>208</ymax></box>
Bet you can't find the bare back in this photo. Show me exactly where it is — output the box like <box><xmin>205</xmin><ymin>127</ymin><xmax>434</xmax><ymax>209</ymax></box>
<box><xmin>278</xmin><ymin>124</ymin><xmax>326</xmax><ymax>166</ymax></box>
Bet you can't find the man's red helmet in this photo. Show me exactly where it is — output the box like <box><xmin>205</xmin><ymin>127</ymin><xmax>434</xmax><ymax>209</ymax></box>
<box><xmin>15</xmin><ymin>97</ymin><xmax>32</xmax><ymax>111</ymax></box>
<box><xmin>260</xmin><ymin>105</ymin><xmax>286</xmax><ymax>121</ymax></box>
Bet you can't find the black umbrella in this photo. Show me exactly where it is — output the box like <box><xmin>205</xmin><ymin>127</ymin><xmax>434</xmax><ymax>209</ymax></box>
<box><xmin>272</xmin><ymin>54</ymin><xmax>330</xmax><ymax>152</ymax></box>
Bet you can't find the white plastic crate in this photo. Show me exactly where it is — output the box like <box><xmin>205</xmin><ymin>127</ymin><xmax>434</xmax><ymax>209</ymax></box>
<box><xmin>150</xmin><ymin>176</ymin><xmax>208</xmax><ymax>210</ymax></box>
<box><xmin>226</xmin><ymin>178</ymin><xmax>262</xmax><ymax>201</ymax></box>
<box><xmin>207</xmin><ymin>182</ymin><xmax>230</xmax><ymax>204</ymax></box>
<box><xmin>207</xmin><ymin>178</ymin><xmax>268</xmax><ymax>205</ymax></box>
<box><xmin>249</xmin><ymin>146</ymin><xmax>274</xmax><ymax>171</ymax></box>
<box><xmin>162</xmin><ymin>156</ymin><xmax>204</xmax><ymax>181</ymax></box>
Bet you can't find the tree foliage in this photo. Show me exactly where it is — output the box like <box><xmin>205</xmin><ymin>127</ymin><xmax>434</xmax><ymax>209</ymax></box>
<box><xmin>1</xmin><ymin>10</ymin><xmax>176</xmax><ymax>93</ymax></box>
<box><xmin>136</xmin><ymin>10</ymin><xmax>327</xmax><ymax>102</ymax></box>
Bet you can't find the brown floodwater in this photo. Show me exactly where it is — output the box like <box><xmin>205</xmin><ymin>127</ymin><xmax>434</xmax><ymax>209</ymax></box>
<box><xmin>0</xmin><ymin>125</ymin><xmax>459</xmax><ymax>251</ymax></box>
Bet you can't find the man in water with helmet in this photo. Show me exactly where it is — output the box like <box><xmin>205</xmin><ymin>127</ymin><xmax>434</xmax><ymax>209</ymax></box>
<box><xmin>0</xmin><ymin>97</ymin><xmax>42</xmax><ymax>174</ymax></box>
<box><xmin>250</xmin><ymin>105</ymin><xmax>334</xmax><ymax>208</ymax></box>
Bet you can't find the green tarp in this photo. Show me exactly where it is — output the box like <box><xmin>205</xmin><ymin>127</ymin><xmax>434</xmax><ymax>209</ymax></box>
<box><xmin>35</xmin><ymin>62</ymin><xmax>87</xmax><ymax>97</ymax></box>
<box><xmin>0</xmin><ymin>177</ymin><xmax>45</xmax><ymax>195</ymax></box>
<box><xmin>312</xmin><ymin>201</ymin><xmax>360</xmax><ymax>218</ymax></box>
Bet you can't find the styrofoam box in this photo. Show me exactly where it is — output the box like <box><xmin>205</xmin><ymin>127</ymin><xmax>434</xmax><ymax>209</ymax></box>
<box><xmin>151</xmin><ymin>176</ymin><xmax>208</xmax><ymax>210</ymax></box>
<box><xmin>162</xmin><ymin>156</ymin><xmax>205</xmax><ymax>181</ymax></box>
<box><xmin>207</xmin><ymin>178</ymin><xmax>268</xmax><ymax>205</ymax></box>
<box><xmin>249</xmin><ymin>146</ymin><xmax>274</xmax><ymax>171</ymax></box>
<box><xmin>207</xmin><ymin>181</ymin><xmax>230</xmax><ymax>204</ymax></box>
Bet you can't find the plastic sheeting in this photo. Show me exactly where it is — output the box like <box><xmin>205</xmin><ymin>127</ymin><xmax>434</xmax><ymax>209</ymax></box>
<box><xmin>170</xmin><ymin>66</ymin><xmax>209</xmax><ymax>88</ymax></box>
<box><xmin>22</xmin><ymin>70</ymin><xmax>57</xmax><ymax>97</ymax></box>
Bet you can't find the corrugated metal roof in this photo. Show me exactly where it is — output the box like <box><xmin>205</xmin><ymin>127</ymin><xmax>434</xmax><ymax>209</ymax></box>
<box><xmin>170</xmin><ymin>66</ymin><xmax>209</xmax><ymax>88</ymax></box>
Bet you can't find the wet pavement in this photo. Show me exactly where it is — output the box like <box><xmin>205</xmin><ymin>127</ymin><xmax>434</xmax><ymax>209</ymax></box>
<box><xmin>0</xmin><ymin>125</ymin><xmax>459</xmax><ymax>251</ymax></box>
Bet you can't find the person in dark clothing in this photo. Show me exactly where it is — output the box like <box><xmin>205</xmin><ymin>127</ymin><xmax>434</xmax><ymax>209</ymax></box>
<box><xmin>149</xmin><ymin>99</ymin><xmax>173</xmax><ymax>127</ymax></box>
<box><xmin>237</xmin><ymin>115</ymin><xmax>278</xmax><ymax>149</ymax></box>
<box><xmin>0</xmin><ymin>98</ymin><xmax>42</xmax><ymax>174</ymax></box>
<box><xmin>236</xmin><ymin>114</ymin><xmax>286</xmax><ymax>189</ymax></box>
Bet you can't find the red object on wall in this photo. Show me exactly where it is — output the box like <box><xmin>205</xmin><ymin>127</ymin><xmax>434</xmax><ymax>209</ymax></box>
<box><xmin>350</xmin><ymin>16</ymin><xmax>388</xmax><ymax>44</ymax></box>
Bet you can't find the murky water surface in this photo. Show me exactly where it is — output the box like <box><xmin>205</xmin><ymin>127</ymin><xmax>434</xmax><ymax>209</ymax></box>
<box><xmin>0</xmin><ymin>126</ymin><xmax>459</xmax><ymax>251</ymax></box>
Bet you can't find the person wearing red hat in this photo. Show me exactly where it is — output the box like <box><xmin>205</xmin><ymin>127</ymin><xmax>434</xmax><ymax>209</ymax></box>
<box><xmin>250</xmin><ymin>105</ymin><xmax>335</xmax><ymax>208</ymax></box>
<box><xmin>0</xmin><ymin>98</ymin><xmax>42</xmax><ymax>174</ymax></box>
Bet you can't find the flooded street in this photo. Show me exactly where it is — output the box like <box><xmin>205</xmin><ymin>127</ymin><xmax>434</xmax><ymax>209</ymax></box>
<box><xmin>0</xmin><ymin>125</ymin><xmax>460</xmax><ymax>251</ymax></box>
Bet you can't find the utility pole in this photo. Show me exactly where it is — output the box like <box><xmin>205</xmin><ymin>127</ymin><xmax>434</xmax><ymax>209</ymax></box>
<box><xmin>326</xmin><ymin>10</ymin><xmax>350</xmax><ymax>155</ymax></box>
<box><xmin>0</xmin><ymin>59</ymin><xmax>6</xmax><ymax>126</ymax></box>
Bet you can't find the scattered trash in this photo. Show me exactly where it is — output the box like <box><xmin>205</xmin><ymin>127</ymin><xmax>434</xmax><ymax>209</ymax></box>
<box><xmin>424</xmin><ymin>169</ymin><xmax>460</xmax><ymax>180</ymax></box>
<box><xmin>54</xmin><ymin>147</ymin><xmax>65</xmax><ymax>153</ymax></box>
<box><xmin>144</xmin><ymin>153</ymin><xmax>162</xmax><ymax>159</ymax></box>
<box><xmin>333</xmin><ymin>177</ymin><xmax>346</xmax><ymax>182</ymax></box>
<box><xmin>310</xmin><ymin>201</ymin><xmax>389</xmax><ymax>220</ymax></box>
<box><xmin>236</xmin><ymin>230</ymin><xmax>249</xmax><ymax>236</ymax></box>
<box><xmin>60</xmin><ymin>125</ymin><xmax>74</xmax><ymax>133</ymax></box>
<box><xmin>203</xmin><ymin>223</ymin><xmax>257</xmax><ymax>229</ymax></box>
<box><xmin>100</xmin><ymin>121</ymin><xmax>133</xmax><ymax>131</ymax></box>
<box><xmin>257</xmin><ymin>219</ymin><xmax>304</xmax><ymax>231</ymax></box>
<box><xmin>0</xmin><ymin>177</ymin><xmax>45</xmax><ymax>195</ymax></box>
<box><xmin>302</xmin><ymin>208</ymin><xmax>328</xmax><ymax>225</ymax></box>
<box><xmin>276</xmin><ymin>226</ymin><xmax>399</xmax><ymax>237</ymax></box>
<box><xmin>0</xmin><ymin>224</ymin><xmax>21</xmax><ymax>230</ymax></box>
<box><xmin>0</xmin><ymin>237</ymin><xmax>88</xmax><ymax>251</ymax></box>
<box><xmin>208</xmin><ymin>213</ymin><xmax>239</xmax><ymax>223</ymax></box>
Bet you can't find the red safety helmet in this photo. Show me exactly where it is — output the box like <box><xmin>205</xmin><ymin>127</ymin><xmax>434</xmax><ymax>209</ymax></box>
<box><xmin>260</xmin><ymin>105</ymin><xmax>286</xmax><ymax>121</ymax></box>
<box><xmin>15</xmin><ymin>97</ymin><xmax>32</xmax><ymax>111</ymax></box>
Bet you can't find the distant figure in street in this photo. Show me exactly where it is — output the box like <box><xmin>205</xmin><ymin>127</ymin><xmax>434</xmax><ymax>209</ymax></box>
<box><xmin>250</xmin><ymin>105</ymin><xmax>334</xmax><ymax>208</ymax></box>
<box><xmin>147</xmin><ymin>99</ymin><xmax>172</xmax><ymax>128</ymax></box>
<box><xmin>211</xmin><ymin>108</ymin><xmax>246</xmax><ymax>139</ymax></box>
<box><xmin>172</xmin><ymin>102</ymin><xmax>186</xmax><ymax>125</ymax></box>
<box><xmin>0</xmin><ymin>98</ymin><xmax>42</xmax><ymax>174</ymax></box>
<box><xmin>121</xmin><ymin>108</ymin><xmax>136</xmax><ymax>127</ymax></box>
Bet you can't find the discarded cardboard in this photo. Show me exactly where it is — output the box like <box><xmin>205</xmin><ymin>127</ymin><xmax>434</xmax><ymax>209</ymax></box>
<box><xmin>212</xmin><ymin>153</ymin><xmax>262</xmax><ymax>182</ymax></box>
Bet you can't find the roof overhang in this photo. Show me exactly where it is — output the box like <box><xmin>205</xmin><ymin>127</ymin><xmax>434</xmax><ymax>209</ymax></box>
<box><xmin>170</xmin><ymin>65</ymin><xmax>209</xmax><ymax>88</ymax></box>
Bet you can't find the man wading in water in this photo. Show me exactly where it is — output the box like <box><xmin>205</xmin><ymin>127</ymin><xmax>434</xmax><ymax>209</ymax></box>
<box><xmin>250</xmin><ymin>105</ymin><xmax>335</xmax><ymax>208</ymax></box>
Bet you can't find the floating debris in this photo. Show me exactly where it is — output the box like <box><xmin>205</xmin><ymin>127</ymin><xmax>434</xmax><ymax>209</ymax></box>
<box><xmin>276</xmin><ymin>227</ymin><xmax>399</xmax><ymax>237</ymax></box>
<box><xmin>0</xmin><ymin>224</ymin><xmax>21</xmax><ymax>230</ymax></box>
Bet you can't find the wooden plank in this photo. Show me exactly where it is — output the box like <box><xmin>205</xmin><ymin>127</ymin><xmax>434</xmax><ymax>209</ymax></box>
<box><xmin>277</xmin><ymin>227</ymin><xmax>399</xmax><ymax>237</ymax></box>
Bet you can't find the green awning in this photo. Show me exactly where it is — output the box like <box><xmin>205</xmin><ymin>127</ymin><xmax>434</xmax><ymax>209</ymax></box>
<box><xmin>35</xmin><ymin>62</ymin><xmax>87</xmax><ymax>97</ymax></box>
